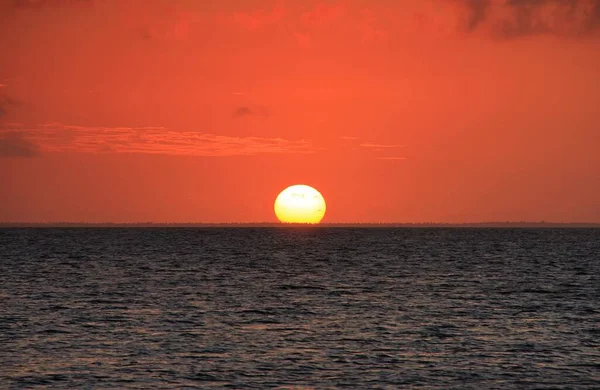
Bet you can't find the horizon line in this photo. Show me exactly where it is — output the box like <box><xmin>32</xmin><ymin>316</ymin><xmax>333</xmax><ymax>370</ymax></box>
<box><xmin>1</xmin><ymin>221</ymin><xmax>599</xmax><ymax>228</ymax></box>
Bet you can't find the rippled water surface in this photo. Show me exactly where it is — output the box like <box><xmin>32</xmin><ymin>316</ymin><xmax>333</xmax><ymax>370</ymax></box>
<box><xmin>1</xmin><ymin>228</ymin><xmax>599</xmax><ymax>389</ymax></box>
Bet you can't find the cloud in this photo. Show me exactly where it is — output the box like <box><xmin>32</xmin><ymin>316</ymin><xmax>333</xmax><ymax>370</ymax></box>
<box><xmin>463</xmin><ymin>0</ymin><xmax>488</xmax><ymax>31</ymax></box>
<box><xmin>360</xmin><ymin>143</ymin><xmax>404</xmax><ymax>149</ymax></box>
<box><xmin>232</xmin><ymin>106</ymin><xmax>268</xmax><ymax>119</ymax></box>
<box><xmin>232</xmin><ymin>106</ymin><xmax>254</xmax><ymax>118</ymax></box>
<box><xmin>300</xmin><ymin>2</ymin><xmax>345</xmax><ymax>27</ymax></box>
<box><xmin>135</xmin><ymin>7</ymin><xmax>193</xmax><ymax>41</ymax></box>
<box><xmin>458</xmin><ymin>0</ymin><xmax>600</xmax><ymax>38</ymax></box>
<box><xmin>378</xmin><ymin>156</ymin><xmax>407</xmax><ymax>161</ymax></box>
<box><xmin>0</xmin><ymin>124</ymin><xmax>316</xmax><ymax>157</ymax></box>
<box><xmin>213</xmin><ymin>1</ymin><xmax>600</xmax><ymax>45</ymax></box>
<box><xmin>5</xmin><ymin>0</ymin><xmax>598</xmax><ymax>45</ymax></box>
<box><xmin>218</xmin><ymin>2</ymin><xmax>388</xmax><ymax>46</ymax></box>
<box><xmin>0</xmin><ymin>132</ymin><xmax>40</xmax><ymax>157</ymax></box>
<box><xmin>360</xmin><ymin>142</ymin><xmax>406</xmax><ymax>160</ymax></box>
<box><xmin>0</xmin><ymin>94</ymin><xmax>19</xmax><ymax>118</ymax></box>
<box><xmin>218</xmin><ymin>4</ymin><xmax>285</xmax><ymax>31</ymax></box>
<box><xmin>222</xmin><ymin>1</ymin><xmax>600</xmax><ymax>42</ymax></box>
<box><xmin>10</xmin><ymin>0</ymin><xmax>92</xmax><ymax>8</ymax></box>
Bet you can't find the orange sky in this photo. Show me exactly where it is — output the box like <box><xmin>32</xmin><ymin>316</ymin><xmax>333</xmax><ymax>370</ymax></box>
<box><xmin>1</xmin><ymin>0</ymin><xmax>599</xmax><ymax>223</ymax></box>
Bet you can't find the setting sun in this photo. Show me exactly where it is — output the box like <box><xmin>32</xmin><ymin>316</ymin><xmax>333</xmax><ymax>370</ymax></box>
<box><xmin>274</xmin><ymin>185</ymin><xmax>326</xmax><ymax>224</ymax></box>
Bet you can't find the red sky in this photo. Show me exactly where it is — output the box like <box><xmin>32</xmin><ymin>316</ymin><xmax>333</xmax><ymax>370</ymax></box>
<box><xmin>1</xmin><ymin>0</ymin><xmax>599</xmax><ymax>223</ymax></box>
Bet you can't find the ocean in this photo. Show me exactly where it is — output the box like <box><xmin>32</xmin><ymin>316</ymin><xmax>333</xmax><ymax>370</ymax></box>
<box><xmin>1</xmin><ymin>228</ymin><xmax>599</xmax><ymax>389</ymax></box>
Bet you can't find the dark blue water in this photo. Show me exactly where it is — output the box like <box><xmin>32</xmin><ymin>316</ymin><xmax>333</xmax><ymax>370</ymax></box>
<box><xmin>1</xmin><ymin>228</ymin><xmax>599</xmax><ymax>389</ymax></box>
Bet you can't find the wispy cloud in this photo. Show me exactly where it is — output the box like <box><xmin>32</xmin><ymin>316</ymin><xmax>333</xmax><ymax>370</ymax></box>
<box><xmin>455</xmin><ymin>0</ymin><xmax>600</xmax><ymax>38</ymax></box>
<box><xmin>232</xmin><ymin>106</ymin><xmax>269</xmax><ymax>119</ymax></box>
<box><xmin>378</xmin><ymin>156</ymin><xmax>407</xmax><ymax>161</ymax></box>
<box><xmin>218</xmin><ymin>4</ymin><xmax>285</xmax><ymax>31</ymax></box>
<box><xmin>218</xmin><ymin>1</ymin><xmax>600</xmax><ymax>42</ymax></box>
<box><xmin>0</xmin><ymin>123</ymin><xmax>316</xmax><ymax>157</ymax></box>
<box><xmin>360</xmin><ymin>141</ymin><xmax>406</xmax><ymax>160</ymax></box>
<box><xmin>232</xmin><ymin>106</ymin><xmax>254</xmax><ymax>119</ymax></box>
<box><xmin>0</xmin><ymin>94</ymin><xmax>19</xmax><ymax>117</ymax></box>
<box><xmin>360</xmin><ymin>143</ymin><xmax>404</xmax><ymax>149</ymax></box>
<box><xmin>340</xmin><ymin>136</ymin><xmax>359</xmax><ymax>140</ymax></box>
<box><xmin>6</xmin><ymin>0</ymin><xmax>599</xmax><ymax>45</ymax></box>
<box><xmin>10</xmin><ymin>0</ymin><xmax>92</xmax><ymax>9</ymax></box>
<box><xmin>0</xmin><ymin>131</ymin><xmax>40</xmax><ymax>157</ymax></box>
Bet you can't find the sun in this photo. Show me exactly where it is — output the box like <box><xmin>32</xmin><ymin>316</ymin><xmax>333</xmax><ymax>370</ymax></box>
<box><xmin>274</xmin><ymin>185</ymin><xmax>326</xmax><ymax>224</ymax></box>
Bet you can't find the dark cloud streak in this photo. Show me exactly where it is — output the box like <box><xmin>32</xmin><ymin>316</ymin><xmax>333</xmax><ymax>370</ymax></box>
<box><xmin>232</xmin><ymin>106</ymin><xmax>254</xmax><ymax>119</ymax></box>
<box><xmin>0</xmin><ymin>123</ymin><xmax>315</xmax><ymax>157</ymax></box>
<box><xmin>461</xmin><ymin>0</ymin><xmax>600</xmax><ymax>38</ymax></box>
<box><xmin>10</xmin><ymin>0</ymin><xmax>92</xmax><ymax>8</ymax></box>
<box><xmin>232</xmin><ymin>106</ymin><xmax>269</xmax><ymax>119</ymax></box>
<box><xmin>0</xmin><ymin>132</ymin><xmax>40</xmax><ymax>157</ymax></box>
<box><xmin>0</xmin><ymin>94</ymin><xmax>19</xmax><ymax>118</ymax></box>
<box><xmin>465</xmin><ymin>0</ymin><xmax>489</xmax><ymax>31</ymax></box>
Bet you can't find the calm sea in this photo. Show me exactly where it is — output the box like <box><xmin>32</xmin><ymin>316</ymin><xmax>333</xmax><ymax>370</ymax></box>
<box><xmin>1</xmin><ymin>228</ymin><xmax>599</xmax><ymax>389</ymax></box>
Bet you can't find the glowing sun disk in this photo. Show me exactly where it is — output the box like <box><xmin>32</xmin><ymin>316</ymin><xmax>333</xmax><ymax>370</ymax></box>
<box><xmin>274</xmin><ymin>185</ymin><xmax>326</xmax><ymax>224</ymax></box>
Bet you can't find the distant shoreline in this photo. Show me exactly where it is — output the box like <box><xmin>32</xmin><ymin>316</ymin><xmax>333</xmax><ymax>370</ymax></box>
<box><xmin>1</xmin><ymin>222</ymin><xmax>599</xmax><ymax>228</ymax></box>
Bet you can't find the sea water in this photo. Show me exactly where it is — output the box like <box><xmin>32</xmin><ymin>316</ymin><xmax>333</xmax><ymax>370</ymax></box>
<box><xmin>1</xmin><ymin>228</ymin><xmax>599</xmax><ymax>388</ymax></box>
